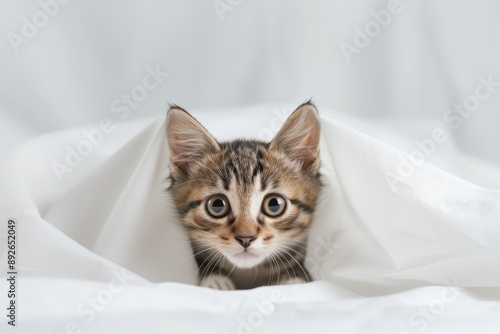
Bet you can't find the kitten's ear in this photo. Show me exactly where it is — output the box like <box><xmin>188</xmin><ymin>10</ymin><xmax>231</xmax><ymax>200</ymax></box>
<box><xmin>269</xmin><ymin>102</ymin><xmax>321</xmax><ymax>175</ymax></box>
<box><xmin>166</xmin><ymin>107</ymin><xmax>220</xmax><ymax>178</ymax></box>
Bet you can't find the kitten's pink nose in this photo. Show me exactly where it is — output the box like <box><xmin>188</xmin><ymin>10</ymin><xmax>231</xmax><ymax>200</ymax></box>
<box><xmin>235</xmin><ymin>236</ymin><xmax>256</xmax><ymax>249</ymax></box>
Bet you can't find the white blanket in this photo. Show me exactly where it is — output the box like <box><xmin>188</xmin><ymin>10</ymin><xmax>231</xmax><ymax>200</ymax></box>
<box><xmin>2</xmin><ymin>109</ymin><xmax>500</xmax><ymax>333</ymax></box>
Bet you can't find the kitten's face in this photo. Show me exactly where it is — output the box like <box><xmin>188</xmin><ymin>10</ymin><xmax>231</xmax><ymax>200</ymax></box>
<box><xmin>167</xmin><ymin>103</ymin><xmax>321</xmax><ymax>269</ymax></box>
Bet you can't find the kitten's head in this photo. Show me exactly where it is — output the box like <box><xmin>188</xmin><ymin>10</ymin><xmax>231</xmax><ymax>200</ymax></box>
<box><xmin>166</xmin><ymin>103</ymin><xmax>321</xmax><ymax>269</ymax></box>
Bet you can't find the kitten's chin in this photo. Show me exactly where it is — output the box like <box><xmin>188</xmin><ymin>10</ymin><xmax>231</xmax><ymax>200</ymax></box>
<box><xmin>224</xmin><ymin>251</ymin><xmax>266</xmax><ymax>269</ymax></box>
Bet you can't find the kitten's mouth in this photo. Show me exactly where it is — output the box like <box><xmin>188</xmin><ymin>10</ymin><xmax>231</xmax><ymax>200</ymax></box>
<box><xmin>225</xmin><ymin>249</ymin><xmax>265</xmax><ymax>268</ymax></box>
<box><xmin>237</xmin><ymin>250</ymin><xmax>259</xmax><ymax>258</ymax></box>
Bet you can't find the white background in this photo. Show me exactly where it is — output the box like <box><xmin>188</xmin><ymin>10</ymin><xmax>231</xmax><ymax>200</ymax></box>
<box><xmin>1</xmin><ymin>0</ymin><xmax>500</xmax><ymax>174</ymax></box>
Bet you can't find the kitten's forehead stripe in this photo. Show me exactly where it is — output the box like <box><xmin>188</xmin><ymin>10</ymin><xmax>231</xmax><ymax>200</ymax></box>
<box><xmin>220</xmin><ymin>169</ymin><xmax>230</xmax><ymax>190</ymax></box>
<box><xmin>252</xmin><ymin>159</ymin><xmax>264</xmax><ymax>182</ymax></box>
<box><xmin>219</xmin><ymin>140</ymin><xmax>268</xmax><ymax>194</ymax></box>
<box><xmin>261</xmin><ymin>173</ymin><xmax>269</xmax><ymax>192</ymax></box>
<box><xmin>226</xmin><ymin>157</ymin><xmax>240</xmax><ymax>184</ymax></box>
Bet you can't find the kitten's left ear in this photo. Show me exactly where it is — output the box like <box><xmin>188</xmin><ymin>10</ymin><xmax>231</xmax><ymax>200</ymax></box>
<box><xmin>269</xmin><ymin>102</ymin><xmax>321</xmax><ymax>175</ymax></box>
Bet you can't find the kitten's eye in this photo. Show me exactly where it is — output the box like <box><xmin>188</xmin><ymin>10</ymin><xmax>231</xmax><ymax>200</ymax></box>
<box><xmin>206</xmin><ymin>195</ymin><xmax>231</xmax><ymax>218</ymax></box>
<box><xmin>262</xmin><ymin>194</ymin><xmax>286</xmax><ymax>217</ymax></box>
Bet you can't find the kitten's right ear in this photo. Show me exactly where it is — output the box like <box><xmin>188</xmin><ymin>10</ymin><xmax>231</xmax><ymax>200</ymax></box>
<box><xmin>166</xmin><ymin>107</ymin><xmax>220</xmax><ymax>178</ymax></box>
<box><xmin>269</xmin><ymin>102</ymin><xmax>321</xmax><ymax>175</ymax></box>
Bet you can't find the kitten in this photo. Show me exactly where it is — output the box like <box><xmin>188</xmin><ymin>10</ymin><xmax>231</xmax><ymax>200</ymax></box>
<box><xmin>166</xmin><ymin>102</ymin><xmax>321</xmax><ymax>290</ymax></box>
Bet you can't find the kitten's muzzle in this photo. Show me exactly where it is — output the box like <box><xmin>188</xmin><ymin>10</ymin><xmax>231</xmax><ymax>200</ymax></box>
<box><xmin>235</xmin><ymin>236</ymin><xmax>256</xmax><ymax>249</ymax></box>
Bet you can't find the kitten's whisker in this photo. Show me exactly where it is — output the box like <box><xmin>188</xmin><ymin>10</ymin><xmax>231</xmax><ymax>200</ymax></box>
<box><xmin>181</xmin><ymin>222</ymin><xmax>214</xmax><ymax>235</ymax></box>
<box><xmin>265</xmin><ymin>257</ymin><xmax>273</xmax><ymax>286</ymax></box>
<box><xmin>271</xmin><ymin>249</ymin><xmax>293</xmax><ymax>283</ymax></box>
<box><xmin>251</xmin><ymin>262</ymin><xmax>259</xmax><ymax>286</ymax></box>
<box><xmin>213</xmin><ymin>252</ymin><xmax>226</xmax><ymax>284</ymax></box>
<box><xmin>280</xmin><ymin>249</ymin><xmax>310</xmax><ymax>282</ymax></box>
<box><xmin>200</xmin><ymin>250</ymin><xmax>223</xmax><ymax>285</ymax></box>
<box><xmin>274</xmin><ymin>257</ymin><xmax>280</xmax><ymax>285</ymax></box>
<box><xmin>179</xmin><ymin>245</ymin><xmax>220</xmax><ymax>266</ymax></box>
<box><xmin>226</xmin><ymin>263</ymin><xmax>237</xmax><ymax>278</ymax></box>
<box><xmin>197</xmin><ymin>250</ymin><xmax>221</xmax><ymax>284</ymax></box>
<box><xmin>269</xmin><ymin>252</ymin><xmax>281</xmax><ymax>285</ymax></box>
<box><xmin>289</xmin><ymin>239</ymin><xmax>310</xmax><ymax>245</ymax></box>
<box><xmin>268</xmin><ymin>252</ymin><xmax>281</xmax><ymax>286</ymax></box>
<box><xmin>278</xmin><ymin>242</ymin><xmax>309</xmax><ymax>251</ymax></box>
<box><xmin>274</xmin><ymin>242</ymin><xmax>310</xmax><ymax>265</ymax></box>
